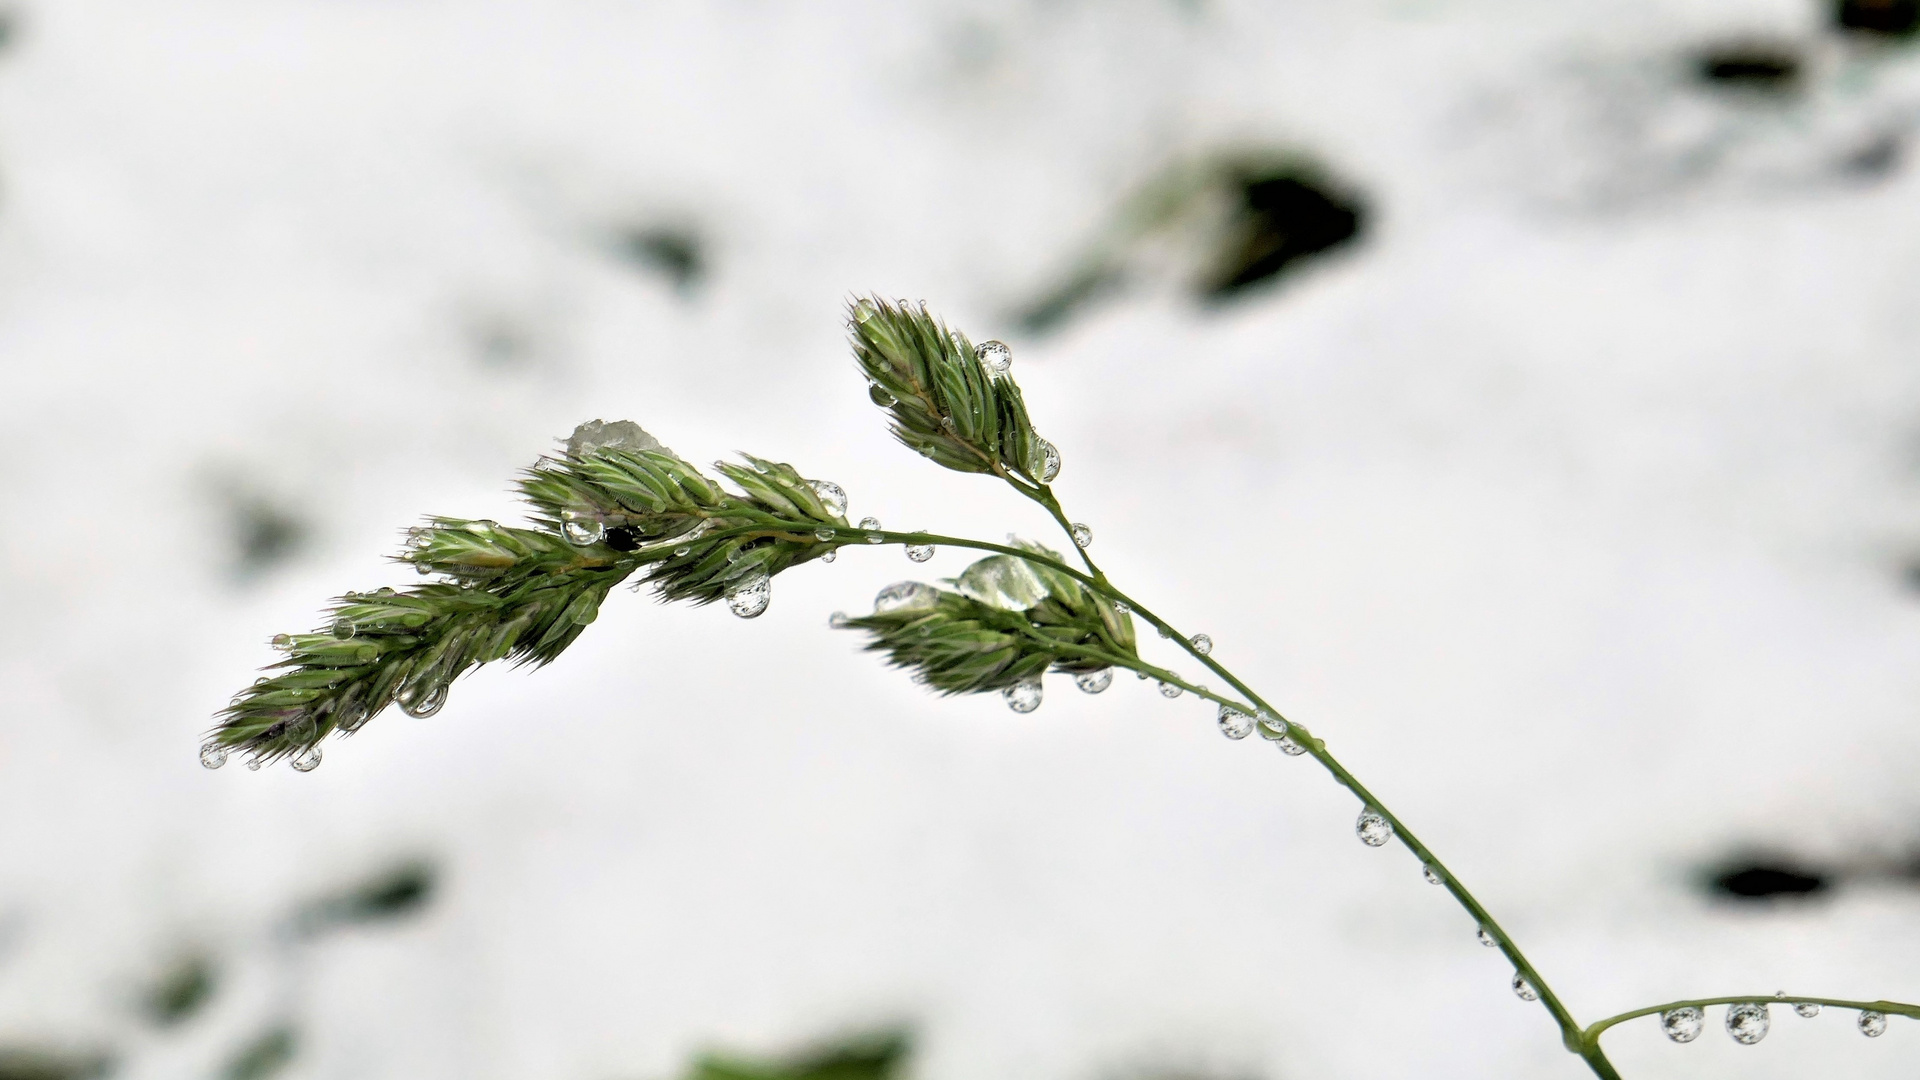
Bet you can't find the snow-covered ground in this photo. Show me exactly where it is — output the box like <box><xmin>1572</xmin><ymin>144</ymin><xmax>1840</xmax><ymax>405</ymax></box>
<box><xmin>3</xmin><ymin>1</ymin><xmax>1919</xmax><ymax>1077</ymax></box>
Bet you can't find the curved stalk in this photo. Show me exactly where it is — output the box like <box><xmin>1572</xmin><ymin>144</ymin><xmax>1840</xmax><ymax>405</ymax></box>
<box><xmin>1583</xmin><ymin>996</ymin><xmax>1920</xmax><ymax>1050</ymax></box>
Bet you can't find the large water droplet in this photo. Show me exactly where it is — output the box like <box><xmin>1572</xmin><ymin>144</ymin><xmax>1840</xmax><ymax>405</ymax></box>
<box><xmin>673</xmin><ymin>545</ymin><xmax>692</xmax><ymax>557</ymax></box>
<box><xmin>1859</xmin><ymin>1011</ymin><xmax>1887</xmax><ymax>1037</ymax></box>
<box><xmin>828</xmin><ymin>612</ymin><xmax>853</xmax><ymax>629</ymax></box>
<box><xmin>905</xmin><ymin>539</ymin><xmax>934</xmax><ymax>562</ymax></box>
<box><xmin>335</xmin><ymin>703</ymin><xmax>369</xmax><ymax>733</ymax></box>
<box><xmin>1030</xmin><ymin>439</ymin><xmax>1060</xmax><ymax>483</ymax></box>
<box><xmin>468</xmin><ymin>519</ymin><xmax>498</xmax><ymax>534</ymax></box>
<box><xmin>726</xmin><ymin>572</ymin><xmax>771</xmax><ymax>618</ymax></box>
<box><xmin>1189</xmin><ymin>633</ymin><xmax>1213</xmax><ymax>655</ymax></box>
<box><xmin>854</xmin><ymin>299</ymin><xmax>879</xmax><ymax>324</ymax></box>
<box><xmin>874</xmin><ymin>581</ymin><xmax>937</xmax><ymax>614</ymax></box>
<box><xmin>354</xmin><ymin>644</ymin><xmax>378</xmax><ymax>663</ymax></box>
<box><xmin>977</xmin><ymin>340</ymin><xmax>1012</xmax><ymax>373</ymax></box>
<box><xmin>290</xmin><ymin>746</ymin><xmax>322</xmax><ymax>773</ymax></box>
<box><xmin>199</xmin><ymin>742</ymin><xmax>228</xmax><ymax>769</ymax></box>
<box><xmin>245</xmin><ymin>756</ymin><xmax>264</xmax><ymax>772</ymax></box>
<box><xmin>1256</xmin><ymin>711</ymin><xmax>1287</xmax><ymax>737</ymax></box>
<box><xmin>1157</xmin><ymin>680</ymin><xmax>1183</xmax><ymax>699</ymax></box>
<box><xmin>1662</xmin><ymin>1007</ymin><xmax>1704</xmax><ymax>1043</ymax></box>
<box><xmin>1476</xmin><ymin>928</ymin><xmax>1498</xmax><ymax>947</ymax></box>
<box><xmin>859</xmin><ymin>516</ymin><xmax>884</xmax><ymax>542</ymax></box>
<box><xmin>1793</xmin><ymin>1002</ymin><xmax>1821</xmax><ymax>1018</ymax></box>
<box><xmin>1003</xmin><ymin>678</ymin><xmax>1043</xmax><ymax>713</ymax></box>
<box><xmin>820</xmin><ymin>549</ymin><xmax>837</xmax><ymax>563</ymax></box>
<box><xmin>1074</xmin><ymin>668</ymin><xmax>1113</xmax><ymax>694</ymax></box>
<box><xmin>868</xmin><ymin>383</ymin><xmax>897</xmax><ymax>407</ymax></box>
<box><xmin>814</xmin><ymin>527</ymin><xmax>836</xmax><ymax>542</ymax></box>
<box><xmin>1276</xmin><ymin>736</ymin><xmax>1308</xmax><ymax>756</ymax></box>
<box><xmin>401</xmin><ymin>684</ymin><xmax>448</xmax><ymax>718</ymax></box>
<box><xmin>1726</xmin><ymin>1002</ymin><xmax>1770</xmax><ymax>1045</ymax></box>
<box><xmin>1511</xmin><ymin>973</ymin><xmax>1538</xmax><ymax>1001</ymax></box>
<box><xmin>560</xmin><ymin>508</ymin><xmax>605</xmax><ymax>546</ymax></box>
<box><xmin>271</xmin><ymin>633</ymin><xmax>294</xmax><ymax>651</ymax></box>
<box><xmin>808</xmin><ymin>479</ymin><xmax>848</xmax><ymax>517</ymax></box>
<box><xmin>1217</xmin><ymin>704</ymin><xmax>1255</xmax><ymax>740</ymax></box>
<box><xmin>1356</xmin><ymin>810</ymin><xmax>1393</xmax><ymax>847</ymax></box>
<box><xmin>1068</xmin><ymin>523</ymin><xmax>1092</xmax><ymax>549</ymax></box>
<box><xmin>330</xmin><ymin>618</ymin><xmax>355</xmax><ymax>640</ymax></box>
<box><xmin>1422</xmin><ymin>864</ymin><xmax>1443</xmax><ymax>885</ymax></box>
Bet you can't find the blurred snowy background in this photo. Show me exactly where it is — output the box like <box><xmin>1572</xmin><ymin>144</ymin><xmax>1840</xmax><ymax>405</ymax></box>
<box><xmin>3</xmin><ymin>0</ymin><xmax>1920</xmax><ymax>1077</ymax></box>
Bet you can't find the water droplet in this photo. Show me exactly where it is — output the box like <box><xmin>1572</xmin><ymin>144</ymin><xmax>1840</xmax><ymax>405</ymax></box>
<box><xmin>859</xmin><ymin>516</ymin><xmax>884</xmax><ymax>542</ymax></box>
<box><xmin>375</xmin><ymin>586</ymin><xmax>395</xmax><ymax>596</ymax></box>
<box><xmin>854</xmin><ymin>300</ymin><xmax>879</xmax><ymax>324</ymax></box>
<box><xmin>868</xmin><ymin>383</ymin><xmax>897</xmax><ymax>407</ymax></box>
<box><xmin>1112</xmin><ymin>599</ymin><xmax>1130</xmax><ymax>614</ymax></box>
<box><xmin>572</xmin><ymin>605</ymin><xmax>597</xmax><ymax>625</ymax></box>
<box><xmin>1074</xmin><ymin>668</ymin><xmax>1113</xmax><ymax>694</ymax></box>
<box><xmin>290</xmin><ymin>746</ymin><xmax>322</xmax><ymax>772</ymax></box>
<box><xmin>1476</xmin><ymin>927</ymin><xmax>1498</xmax><ymax>947</ymax></box>
<box><xmin>1662</xmin><ymin>1007</ymin><xmax>1704</xmax><ymax>1043</ymax></box>
<box><xmin>409</xmin><ymin>531</ymin><xmax>432</xmax><ymax>550</ymax></box>
<box><xmin>874</xmin><ymin>581</ymin><xmax>938</xmax><ymax>614</ymax></box>
<box><xmin>808</xmin><ymin>528</ymin><xmax>833</xmax><ymax>544</ymax></box>
<box><xmin>1157</xmin><ymin>680</ymin><xmax>1183</xmax><ymax>699</ymax></box>
<box><xmin>828</xmin><ymin>612</ymin><xmax>853</xmax><ymax>629</ymax></box>
<box><xmin>1030</xmin><ymin>439</ymin><xmax>1060</xmax><ymax>483</ymax></box>
<box><xmin>1356</xmin><ymin>810</ymin><xmax>1393</xmax><ymax>847</ymax></box>
<box><xmin>1511</xmin><ymin>973</ymin><xmax>1538</xmax><ymax>1001</ymax></box>
<box><xmin>270</xmin><ymin>633</ymin><xmax>294</xmax><ymax>651</ymax></box>
<box><xmin>1859</xmin><ymin>1010</ymin><xmax>1887</xmax><ymax>1037</ymax></box>
<box><xmin>726</xmin><ymin>572</ymin><xmax>771</xmax><ymax>618</ymax></box>
<box><xmin>1276</xmin><ymin>736</ymin><xmax>1308</xmax><ymax>755</ymax></box>
<box><xmin>673</xmin><ymin>545</ymin><xmax>691</xmax><ymax>557</ymax></box>
<box><xmin>468</xmin><ymin>519</ymin><xmax>497</xmax><ymax>533</ymax></box>
<box><xmin>1726</xmin><ymin>1002</ymin><xmax>1770</xmax><ymax>1045</ymax></box>
<box><xmin>288</xmin><ymin>716</ymin><xmax>316</xmax><ymax>742</ymax></box>
<box><xmin>400</xmin><ymin>684</ymin><xmax>448</xmax><ymax>718</ymax></box>
<box><xmin>330</xmin><ymin>618</ymin><xmax>355</xmax><ymax>640</ymax></box>
<box><xmin>199</xmin><ymin>742</ymin><xmax>228</xmax><ymax>769</ymax></box>
<box><xmin>905</xmin><ymin>539</ymin><xmax>934</xmax><ymax>562</ymax></box>
<box><xmin>820</xmin><ymin>549</ymin><xmax>837</xmax><ymax>563</ymax></box>
<box><xmin>1423</xmin><ymin>864</ymin><xmax>1444</xmax><ymax>885</ymax></box>
<box><xmin>560</xmin><ymin>508</ymin><xmax>605</xmax><ymax>546</ymax></box>
<box><xmin>245</xmin><ymin>756</ymin><xmax>264</xmax><ymax>772</ymax></box>
<box><xmin>1217</xmin><ymin>704</ymin><xmax>1255</xmax><ymax>740</ymax></box>
<box><xmin>1003</xmin><ymin>678</ymin><xmax>1043</xmax><ymax>713</ymax></box>
<box><xmin>354</xmin><ymin>644</ymin><xmax>378</xmax><ymax>663</ymax></box>
<box><xmin>1069</xmin><ymin>523</ymin><xmax>1092</xmax><ymax>549</ymax></box>
<box><xmin>1256</xmin><ymin>711</ymin><xmax>1287</xmax><ymax>737</ymax></box>
<box><xmin>415</xmin><ymin>560</ymin><xmax>433</xmax><ymax>575</ymax></box>
<box><xmin>1793</xmin><ymin>1002</ymin><xmax>1821</xmax><ymax>1018</ymax></box>
<box><xmin>335</xmin><ymin>703</ymin><xmax>369</xmax><ymax>733</ymax></box>
<box><xmin>807</xmin><ymin>479</ymin><xmax>848</xmax><ymax>517</ymax></box>
<box><xmin>976</xmin><ymin>340</ymin><xmax>1012</xmax><ymax>373</ymax></box>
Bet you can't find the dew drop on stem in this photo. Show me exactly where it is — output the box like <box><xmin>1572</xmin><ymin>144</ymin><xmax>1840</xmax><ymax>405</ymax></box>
<box><xmin>401</xmin><ymin>684</ymin><xmax>448</xmax><ymax>718</ymax></box>
<box><xmin>1356</xmin><ymin>810</ymin><xmax>1393</xmax><ymax>847</ymax></box>
<box><xmin>1074</xmin><ymin>668</ymin><xmax>1112</xmax><ymax>694</ymax></box>
<box><xmin>1726</xmin><ymin>1002</ymin><xmax>1770</xmax><ymax>1045</ymax></box>
<box><xmin>330</xmin><ymin>618</ymin><xmax>355</xmax><ymax>640</ymax></box>
<box><xmin>815</xmin><ymin>527</ymin><xmax>835</xmax><ymax>542</ymax></box>
<box><xmin>1030</xmin><ymin>440</ymin><xmax>1060</xmax><ymax>483</ymax></box>
<box><xmin>1793</xmin><ymin>1002</ymin><xmax>1821</xmax><ymax>1018</ymax></box>
<box><xmin>905</xmin><ymin>537</ymin><xmax>934</xmax><ymax>562</ymax></box>
<box><xmin>199</xmin><ymin>742</ymin><xmax>228</xmax><ymax>770</ymax></box>
<box><xmin>1422</xmin><ymin>864</ymin><xmax>1443</xmax><ymax>885</ymax></box>
<box><xmin>820</xmin><ymin>549</ymin><xmax>836</xmax><ymax>563</ymax></box>
<box><xmin>1476</xmin><ymin>927</ymin><xmax>1498</xmax><ymax>947</ymax></box>
<box><xmin>673</xmin><ymin>545</ymin><xmax>691</xmax><ymax>557</ymax></box>
<box><xmin>1661</xmin><ymin>1007</ymin><xmax>1703</xmax><ymax>1043</ymax></box>
<box><xmin>560</xmin><ymin>508</ymin><xmax>605</xmax><ymax>546</ymax></box>
<box><xmin>1003</xmin><ymin>678</ymin><xmax>1042</xmax><ymax>713</ymax></box>
<box><xmin>868</xmin><ymin>383</ymin><xmax>896</xmax><ymax>407</ymax></box>
<box><xmin>976</xmin><ymin>340</ymin><xmax>1012</xmax><ymax>373</ymax></box>
<box><xmin>859</xmin><ymin>517</ymin><xmax>884</xmax><ymax>542</ymax></box>
<box><xmin>1189</xmin><ymin>633</ymin><xmax>1212</xmax><ymax>655</ymax></box>
<box><xmin>1275</xmin><ymin>736</ymin><xmax>1308</xmax><ymax>756</ymax></box>
<box><xmin>1157</xmin><ymin>680</ymin><xmax>1182</xmax><ymax>699</ymax></box>
<box><xmin>807</xmin><ymin>479</ymin><xmax>848</xmax><ymax>517</ymax></box>
<box><xmin>1511</xmin><ymin>973</ymin><xmax>1538</xmax><ymax>1001</ymax></box>
<box><xmin>245</xmin><ymin>757</ymin><xmax>264</xmax><ymax>772</ymax></box>
<box><xmin>271</xmin><ymin>633</ymin><xmax>293</xmax><ymax>651</ymax></box>
<box><xmin>1216</xmin><ymin>704</ymin><xmax>1255</xmax><ymax>740</ymax></box>
<box><xmin>726</xmin><ymin>572</ymin><xmax>771</xmax><ymax>618</ymax></box>
<box><xmin>289</xmin><ymin>746</ymin><xmax>322</xmax><ymax>773</ymax></box>
<box><xmin>1070</xmin><ymin>523</ymin><xmax>1092</xmax><ymax>549</ymax></box>
<box><xmin>1256</xmin><ymin>711</ymin><xmax>1286</xmax><ymax>737</ymax></box>
<box><xmin>335</xmin><ymin>703</ymin><xmax>369</xmax><ymax>734</ymax></box>
<box><xmin>1859</xmin><ymin>1010</ymin><xmax>1887</xmax><ymax>1037</ymax></box>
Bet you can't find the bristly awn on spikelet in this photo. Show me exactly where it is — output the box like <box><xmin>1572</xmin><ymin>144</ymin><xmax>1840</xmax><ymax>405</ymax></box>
<box><xmin>206</xmin><ymin>295</ymin><xmax>1917</xmax><ymax>1076</ymax></box>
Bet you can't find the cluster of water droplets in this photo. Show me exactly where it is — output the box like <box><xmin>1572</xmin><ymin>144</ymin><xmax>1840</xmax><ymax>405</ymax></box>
<box><xmin>1355</xmin><ymin>809</ymin><xmax>1393</xmax><ymax>847</ymax></box>
<box><xmin>726</xmin><ymin>572</ymin><xmax>771</xmax><ymax>618</ymax></box>
<box><xmin>1074</xmin><ymin>668</ymin><xmax>1112</xmax><ymax>694</ymax></box>
<box><xmin>1003</xmin><ymin>678</ymin><xmax>1042</xmax><ymax>714</ymax></box>
<box><xmin>976</xmin><ymin>340</ymin><xmax>1012</xmax><ymax>374</ymax></box>
<box><xmin>1657</xmin><ymin>999</ymin><xmax>1892</xmax><ymax>1045</ymax></box>
<box><xmin>1216</xmin><ymin>704</ymin><xmax>1255</xmax><ymax>740</ymax></box>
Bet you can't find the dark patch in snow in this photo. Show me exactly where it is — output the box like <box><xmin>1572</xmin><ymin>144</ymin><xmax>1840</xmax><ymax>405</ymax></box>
<box><xmin>1018</xmin><ymin>266</ymin><xmax>1122</xmax><ymax>334</ymax></box>
<box><xmin>1694</xmin><ymin>43</ymin><xmax>1801</xmax><ymax>90</ymax></box>
<box><xmin>1202</xmin><ymin>169</ymin><xmax>1365</xmax><ymax>300</ymax></box>
<box><xmin>689</xmin><ymin>1030</ymin><xmax>910</xmax><ymax>1080</ymax></box>
<box><xmin>1835</xmin><ymin>0</ymin><xmax>1920</xmax><ymax>36</ymax></box>
<box><xmin>0</xmin><ymin>1048</ymin><xmax>113</xmax><ymax>1080</ymax></box>
<box><xmin>222</xmin><ymin>489</ymin><xmax>307</xmax><ymax>580</ymax></box>
<box><xmin>1708</xmin><ymin>859</ymin><xmax>1830</xmax><ymax>899</ymax></box>
<box><xmin>617</xmin><ymin>226</ymin><xmax>704</xmax><ymax>293</ymax></box>
<box><xmin>220</xmin><ymin>1027</ymin><xmax>295</xmax><ymax>1080</ymax></box>
<box><xmin>295</xmin><ymin>859</ymin><xmax>436</xmax><ymax>933</ymax></box>
<box><xmin>142</xmin><ymin>951</ymin><xmax>216</xmax><ymax>1026</ymax></box>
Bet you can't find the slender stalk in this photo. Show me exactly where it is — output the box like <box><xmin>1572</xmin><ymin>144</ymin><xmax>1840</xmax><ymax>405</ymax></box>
<box><xmin>1583</xmin><ymin>996</ymin><xmax>1920</xmax><ymax>1049</ymax></box>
